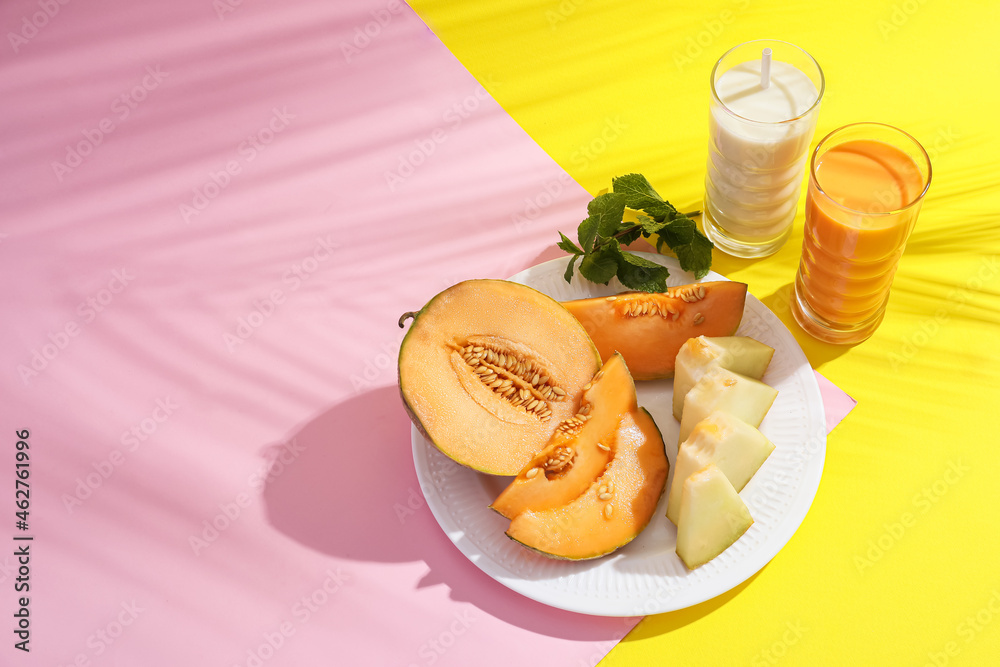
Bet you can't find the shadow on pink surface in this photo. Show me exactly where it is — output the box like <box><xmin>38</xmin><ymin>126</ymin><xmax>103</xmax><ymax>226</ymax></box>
<box><xmin>261</xmin><ymin>385</ymin><xmax>631</xmax><ymax>641</ymax></box>
<box><xmin>0</xmin><ymin>0</ymin><xmax>661</xmax><ymax>659</ymax></box>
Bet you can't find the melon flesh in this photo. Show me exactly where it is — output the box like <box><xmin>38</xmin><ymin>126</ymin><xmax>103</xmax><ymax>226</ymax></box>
<box><xmin>490</xmin><ymin>353</ymin><xmax>634</xmax><ymax>519</ymax></box>
<box><xmin>666</xmin><ymin>411</ymin><xmax>774</xmax><ymax>525</ymax></box>
<box><xmin>561</xmin><ymin>282</ymin><xmax>747</xmax><ymax>380</ymax></box>
<box><xmin>398</xmin><ymin>279</ymin><xmax>601</xmax><ymax>476</ymax></box>
<box><xmin>503</xmin><ymin>407</ymin><xmax>668</xmax><ymax>560</ymax></box>
<box><xmin>678</xmin><ymin>367</ymin><xmax>778</xmax><ymax>443</ymax></box>
<box><xmin>676</xmin><ymin>463</ymin><xmax>753</xmax><ymax>570</ymax></box>
<box><xmin>672</xmin><ymin>336</ymin><xmax>775</xmax><ymax>420</ymax></box>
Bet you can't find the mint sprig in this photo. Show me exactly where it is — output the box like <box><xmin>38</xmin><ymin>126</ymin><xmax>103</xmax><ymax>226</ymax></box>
<box><xmin>557</xmin><ymin>174</ymin><xmax>713</xmax><ymax>291</ymax></box>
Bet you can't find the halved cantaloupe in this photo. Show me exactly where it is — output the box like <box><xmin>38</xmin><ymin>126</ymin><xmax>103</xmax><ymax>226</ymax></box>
<box><xmin>561</xmin><ymin>282</ymin><xmax>748</xmax><ymax>380</ymax></box>
<box><xmin>499</xmin><ymin>354</ymin><xmax>668</xmax><ymax>560</ymax></box>
<box><xmin>398</xmin><ymin>280</ymin><xmax>601</xmax><ymax>476</ymax></box>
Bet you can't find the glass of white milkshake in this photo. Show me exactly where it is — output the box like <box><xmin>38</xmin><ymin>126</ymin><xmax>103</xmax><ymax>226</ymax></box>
<box><xmin>703</xmin><ymin>40</ymin><xmax>824</xmax><ymax>258</ymax></box>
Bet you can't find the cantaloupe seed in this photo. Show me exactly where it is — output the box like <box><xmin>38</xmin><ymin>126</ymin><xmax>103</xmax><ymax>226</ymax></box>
<box><xmin>454</xmin><ymin>338</ymin><xmax>573</xmax><ymax>423</ymax></box>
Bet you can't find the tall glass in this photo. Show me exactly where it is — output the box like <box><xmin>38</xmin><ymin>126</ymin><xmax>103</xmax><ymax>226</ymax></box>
<box><xmin>792</xmin><ymin>123</ymin><xmax>932</xmax><ymax>344</ymax></box>
<box><xmin>703</xmin><ymin>40</ymin><xmax>824</xmax><ymax>258</ymax></box>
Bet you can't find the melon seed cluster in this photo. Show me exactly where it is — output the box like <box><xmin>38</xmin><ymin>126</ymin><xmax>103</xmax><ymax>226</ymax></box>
<box><xmin>542</xmin><ymin>445</ymin><xmax>575</xmax><ymax>472</ymax></box>
<box><xmin>611</xmin><ymin>285</ymin><xmax>708</xmax><ymax>321</ymax></box>
<box><xmin>554</xmin><ymin>402</ymin><xmax>592</xmax><ymax>436</ymax></box>
<box><xmin>671</xmin><ymin>284</ymin><xmax>708</xmax><ymax>303</ymax></box>
<box><xmin>458</xmin><ymin>342</ymin><xmax>567</xmax><ymax>421</ymax></box>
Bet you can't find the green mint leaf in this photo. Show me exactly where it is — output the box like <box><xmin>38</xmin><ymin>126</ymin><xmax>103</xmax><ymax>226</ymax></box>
<box><xmin>616</xmin><ymin>226</ymin><xmax>643</xmax><ymax>246</ymax></box>
<box><xmin>557</xmin><ymin>232</ymin><xmax>583</xmax><ymax>256</ymax></box>
<box><xmin>635</xmin><ymin>213</ymin><xmax>667</xmax><ymax>237</ymax></box>
<box><xmin>656</xmin><ymin>217</ymin><xmax>714</xmax><ymax>279</ymax></box>
<box><xmin>563</xmin><ymin>253</ymin><xmax>579</xmax><ymax>284</ymax></box>
<box><xmin>578</xmin><ymin>242</ymin><xmax>620</xmax><ymax>285</ymax></box>
<box><xmin>612</xmin><ymin>173</ymin><xmax>663</xmax><ymax>208</ymax></box>
<box><xmin>613</xmin><ymin>174</ymin><xmax>680</xmax><ymax>223</ymax></box>
<box><xmin>639</xmin><ymin>199</ymin><xmax>679</xmax><ymax>222</ymax></box>
<box><xmin>588</xmin><ymin>192</ymin><xmax>628</xmax><ymax>241</ymax></box>
<box><xmin>556</xmin><ymin>173</ymin><xmax>713</xmax><ymax>291</ymax></box>
<box><xmin>577</xmin><ymin>215</ymin><xmax>598</xmax><ymax>253</ymax></box>
<box><xmin>616</xmin><ymin>251</ymin><xmax>670</xmax><ymax>292</ymax></box>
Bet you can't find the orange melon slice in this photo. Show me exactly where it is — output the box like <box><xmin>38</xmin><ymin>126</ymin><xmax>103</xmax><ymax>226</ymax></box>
<box><xmin>561</xmin><ymin>282</ymin><xmax>748</xmax><ymax>380</ymax></box>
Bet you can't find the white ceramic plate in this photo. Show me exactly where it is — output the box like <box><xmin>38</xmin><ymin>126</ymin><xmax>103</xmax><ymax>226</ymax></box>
<box><xmin>411</xmin><ymin>253</ymin><xmax>826</xmax><ymax>616</ymax></box>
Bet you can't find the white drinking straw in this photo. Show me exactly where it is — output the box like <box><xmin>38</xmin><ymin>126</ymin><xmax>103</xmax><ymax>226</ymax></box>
<box><xmin>761</xmin><ymin>47</ymin><xmax>772</xmax><ymax>89</ymax></box>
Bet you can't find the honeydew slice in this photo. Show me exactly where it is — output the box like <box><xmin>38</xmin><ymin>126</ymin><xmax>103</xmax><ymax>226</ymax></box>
<box><xmin>672</xmin><ymin>336</ymin><xmax>775</xmax><ymax>420</ymax></box>
<box><xmin>678</xmin><ymin>367</ymin><xmax>777</xmax><ymax>443</ymax></box>
<box><xmin>666</xmin><ymin>411</ymin><xmax>775</xmax><ymax>525</ymax></box>
<box><xmin>676</xmin><ymin>463</ymin><xmax>753</xmax><ymax>570</ymax></box>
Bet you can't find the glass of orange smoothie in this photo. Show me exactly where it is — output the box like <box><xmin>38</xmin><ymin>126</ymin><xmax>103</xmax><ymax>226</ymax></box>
<box><xmin>792</xmin><ymin>123</ymin><xmax>931</xmax><ymax>344</ymax></box>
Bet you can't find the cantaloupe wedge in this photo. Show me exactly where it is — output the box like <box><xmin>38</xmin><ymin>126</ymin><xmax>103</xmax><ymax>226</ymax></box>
<box><xmin>561</xmin><ymin>282</ymin><xmax>747</xmax><ymax>380</ymax></box>
<box><xmin>490</xmin><ymin>353</ymin><xmax>633</xmax><ymax>520</ymax></box>
<box><xmin>504</xmin><ymin>407</ymin><xmax>667</xmax><ymax>560</ymax></box>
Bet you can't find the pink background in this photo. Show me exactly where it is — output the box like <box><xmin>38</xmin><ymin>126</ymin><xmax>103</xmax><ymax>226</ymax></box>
<box><xmin>1</xmin><ymin>0</ymin><xmax>638</xmax><ymax>664</ymax></box>
<box><xmin>0</xmin><ymin>0</ymin><xmax>851</xmax><ymax>665</ymax></box>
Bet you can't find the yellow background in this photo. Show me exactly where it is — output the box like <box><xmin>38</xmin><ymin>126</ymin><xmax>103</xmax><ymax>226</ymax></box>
<box><xmin>409</xmin><ymin>0</ymin><xmax>1000</xmax><ymax>664</ymax></box>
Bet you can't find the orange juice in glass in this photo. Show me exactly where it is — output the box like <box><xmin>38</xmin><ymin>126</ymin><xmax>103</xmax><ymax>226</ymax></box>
<box><xmin>792</xmin><ymin>123</ymin><xmax>931</xmax><ymax>344</ymax></box>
